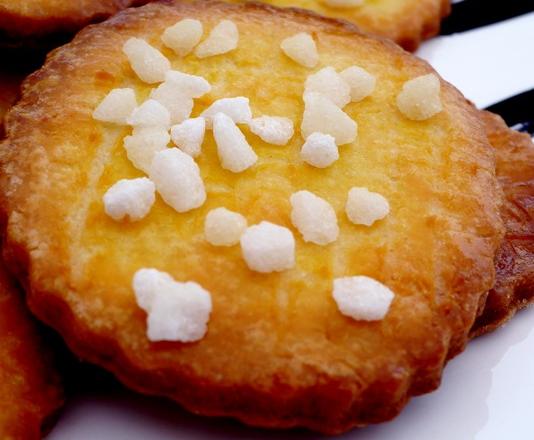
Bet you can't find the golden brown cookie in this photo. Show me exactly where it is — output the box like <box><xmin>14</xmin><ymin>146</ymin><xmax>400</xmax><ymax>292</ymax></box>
<box><xmin>0</xmin><ymin>1</ymin><xmax>503</xmax><ymax>433</ymax></box>
<box><xmin>232</xmin><ymin>0</ymin><xmax>451</xmax><ymax>50</ymax></box>
<box><xmin>471</xmin><ymin>111</ymin><xmax>534</xmax><ymax>337</ymax></box>
<box><xmin>0</xmin><ymin>263</ymin><xmax>63</xmax><ymax>439</ymax></box>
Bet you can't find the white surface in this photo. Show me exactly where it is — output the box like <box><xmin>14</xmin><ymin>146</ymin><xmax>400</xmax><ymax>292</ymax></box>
<box><xmin>49</xmin><ymin>308</ymin><xmax>534</xmax><ymax>440</ymax></box>
<box><xmin>47</xmin><ymin>12</ymin><xmax>534</xmax><ymax>440</ymax></box>
<box><xmin>418</xmin><ymin>12</ymin><xmax>534</xmax><ymax>108</ymax></box>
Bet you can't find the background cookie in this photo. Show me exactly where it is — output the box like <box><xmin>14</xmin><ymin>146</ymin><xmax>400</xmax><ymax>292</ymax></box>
<box><xmin>0</xmin><ymin>1</ymin><xmax>502</xmax><ymax>434</ymax></box>
<box><xmin>0</xmin><ymin>0</ymin><xmax>149</xmax><ymax>60</ymax></box>
<box><xmin>0</xmin><ymin>72</ymin><xmax>23</xmax><ymax>137</ymax></box>
<box><xmin>0</xmin><ymin>0</ymin><xmax>451</xmax><ymax>52</ymax></box>
<box><xmin>0</xmin><ymin>0</ymin><xmax>149</xmax><ymax>39</ymax></box>
<box><xmin>0</xmin><ymin>263</ymin><xmax>63</xmax><ymax>439</ymax></box>
<box><xmin>233</xmin><ymin>0</ymin><xmax>451</xmax><ymax>50</ymax></box>
<box><xmin>471</xmin><ymin>111</ymin><xmax>534</xmax><ymax>336</ymax></box>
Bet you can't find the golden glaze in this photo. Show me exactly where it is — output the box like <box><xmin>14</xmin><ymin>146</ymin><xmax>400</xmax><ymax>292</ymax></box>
<box><xmin>0</xmin><ymin>1</ymin><xmax>502</xmax><ymax>433</ymax></box>
<box><xmin>0</xmin><ymin>264</ymin><xmax>63</xmax><ymax>439</ymax></box>
<box><xmin>471</xmin><ymin>112</ymin><xmax>534</xmax><ymax>336</ymax></box>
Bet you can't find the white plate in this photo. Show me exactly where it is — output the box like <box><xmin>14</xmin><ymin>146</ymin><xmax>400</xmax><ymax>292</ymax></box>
<box><xmin>47</xmin><ymin>12</ymin><xmax>534</xmax><ymax>440</ymax></box>
<box><xmin>49</xmin><ymin>308</ymin><xmax>534</xmax><ymax>440</ymax></box>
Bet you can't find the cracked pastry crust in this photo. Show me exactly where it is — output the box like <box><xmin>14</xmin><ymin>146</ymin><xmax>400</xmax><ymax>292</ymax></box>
<box><xmin>234</xmin><ymin>0</ymin><xmax>451</xmax><ymax>50</ymax></box>
<box><xmin>0</xmin><ymin>1</ymin><xmax>502</xmax><ymax>434</ymax></box>
<box><xmin>0</xmin><ymin>263</ymin><xmax>63</xmax><ymax>439</ymax></box>
<box><xmin>471</xmin><ymin>111</ymin><xmax>534</xmax><ymax>337</ymax></box>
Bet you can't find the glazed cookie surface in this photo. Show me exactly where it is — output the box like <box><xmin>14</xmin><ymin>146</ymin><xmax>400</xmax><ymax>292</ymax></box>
<box><xmin>0</xmin><ymin>1</ymin><xmax>502</xmax><ymax>433</ymax></box>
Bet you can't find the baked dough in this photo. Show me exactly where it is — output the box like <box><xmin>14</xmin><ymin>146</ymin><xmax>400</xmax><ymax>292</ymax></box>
<box><xmin>0</xmin><ymin>263</ymin><xmax>63</xmax><ymax>439</ymax></box>
<box><xmin>471</xmin><ymin>111</ymin><xmax>534</xmax><ymax>336</ymax></box>
<box><xmin>0</xmin><ymin>1</ymin><xmax>503</xmax><ymax>433</ymax></box>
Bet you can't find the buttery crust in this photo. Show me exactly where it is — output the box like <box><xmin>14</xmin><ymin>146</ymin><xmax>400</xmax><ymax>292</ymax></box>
<box><xmin>232</xmin><ymin>0</ymin><xmax>451</xmax><ymax>50</ymax></box>
<box><xmin>0</xmin><ymin>1</ymin><xmax>502</xmax><ymax>433</ymax></box>
<box><xmin>471</xmin><ymin>112</ymin><xmax>534</xmax><ymax>337</ymax></box>
<box><xmin>0</xmin><ymin>263</ymin><xmax>63</xmax><ymax>439</ymax></box>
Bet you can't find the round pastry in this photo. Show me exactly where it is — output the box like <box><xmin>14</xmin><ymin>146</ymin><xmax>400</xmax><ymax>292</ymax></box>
<box><xmin>471</xmin><ymin>111</ymin><xmax>534</xmax><ymax>337</ymax></box>
<box><xmin>0</xmin><ymin>1</ymin><xmax>503</xmax><ymax>433</ymax></box>
<box><xmin>233</xmin><ymin>0</ymin><xmax>451</xmax><ymax>50</ymax></box>
<box><xmin>0</xmin><ymin>264</ymin><xmax>63</xmax><ymax>439</ymax></box>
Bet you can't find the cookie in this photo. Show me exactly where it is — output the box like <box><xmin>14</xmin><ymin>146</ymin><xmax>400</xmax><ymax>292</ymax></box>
<box><xmin>0</xmin><ymin>263</ymin><xmax>63</xmax><ymax>439</ymax></box>
<box><xmin>0</xmin><ymin>1</ymin><xmax>503</xmax><ymax>433</ymax></box>
<box><xmin>0</xmin><ymin>72</ymin><xmax>23</xmax><ymax>137</ymax></box>
<box><xmin>231</xmin><ymin>0</ymin><xmax>451</xmax><ymax>50</ymax></box>
<box><xmin>471</xmin><ymin>111</ymin><xmax>534</xmax><ymax>337</ymax></box>
<box><xmin>0</xmin><ymin>0</ymin><xmax>148</xmax><ymax>52</ymax></box>
<box><xmin>0</xmin><ymin>1</ymin><xmax>451</xmax><ymax>52</ymax></box>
